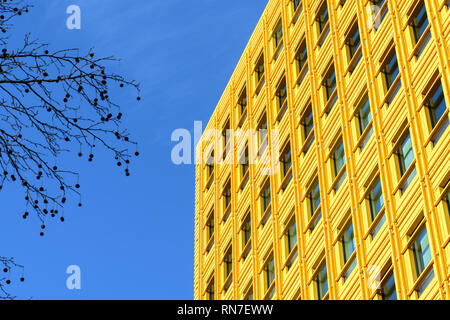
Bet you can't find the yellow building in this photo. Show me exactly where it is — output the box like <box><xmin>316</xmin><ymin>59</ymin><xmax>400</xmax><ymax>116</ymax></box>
<box><xmin>194</xmin><ymin>0</ymin><xmax>450</xmax><ymax>300</ymax></box>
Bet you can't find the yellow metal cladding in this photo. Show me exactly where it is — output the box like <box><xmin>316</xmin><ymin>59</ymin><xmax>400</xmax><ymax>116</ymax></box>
<box><xmin>194</xmin><ymin>0</ymin><xmax>450</xmax><ymax>300</ymax></box>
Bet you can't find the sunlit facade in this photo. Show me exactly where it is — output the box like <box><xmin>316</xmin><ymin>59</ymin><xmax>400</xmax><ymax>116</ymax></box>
<box><xmin>194</xmin><ymin>0</ymin><xmax>450</xmax><ymax>300</ymax></box>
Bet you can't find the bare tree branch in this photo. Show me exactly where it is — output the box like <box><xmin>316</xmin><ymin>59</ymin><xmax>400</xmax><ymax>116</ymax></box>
<box><xmin>0</xmin><ymin>0</ymin><xmax>141</xmax><ymax>298</ymax></box>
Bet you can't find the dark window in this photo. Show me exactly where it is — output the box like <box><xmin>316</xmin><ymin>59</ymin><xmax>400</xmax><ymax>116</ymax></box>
<box><xmin>302</xmin><ymin>108</ymin><xmax>314</xmax><ymax>139</ymax></box>
<box><xmin>280</xmin><ymin>143</ymin><xmax>292</xmax><ymax>178</ymax></box>
<box><xmin>357</xmin><ymin>95</ymin><xmax>372</xmax><ymax>135</ymax></box>
<box><xmin>369</xmin><ymin>0</ymin><xmax>387</xmax><ymax>26</ymax></box>
<box><xmin>261</xmin><ymin>181</ymin><xmax>271</xmax><ymax>212</ymax></box>
<box><xmin>258</xmin><ymin>114</ymin><xmax>268</xmax><ymax>151</ymax></box>
<box><xmin>308</xmin><ymin>180</ymin><xmax>322</xmax><ymax>232</ymax></box>
<box><xmin>243</xmin><ymin>216</ymin><xmax>251</xmax><ymax>246</ymax></box>
<box><xmin>223</xmin><ymin>183</ymin><xmax>231</xmax><ymax>209</ymax></box>
<box><xmin>265</xmin><ymin>257</ymin><xmax>275</xmax><ymax>289</ymax></box>
<box><xmin>244</xmin><ymin>288</ymin><xmax>253</xmax><ymax>300</ymax></box>
<box><xmin>324</xmin><ymin>67</ymin><xmax>337</xmax><ymax>100</ymax></box>
<box><xmin>277</xmin><ymin>83</ymin><xmax>287</xmax><ymax>111</ymax></box>
<box><xmin>241</xmin><ymin>146</ymin><xmax>249</xmax><ymax>177</ymax></box>
<box><xmin>238</xmin><ymin>90</ymin><xmax>248</xmax><ymax>119</ymax></box>
<box><xmin>381</xmin><ymin>271</ymin><xmax>397</xmax><ymax>300</ymax></box>
<box><xmin>309</xmin><ymin>180</ymin><xmax>321</xmax><ymax>216</ymax></box>
<box><xmin>316</xmin><ymin>263</ymin><xmax>328</xmax><ymax>300</ymax></box>
<box><xmin>368</xmin><ymin>178</ymin><xmax>384</xmax><ymax>221</ymax></box>
<box><xmin>397</xmin><ymin>133</ymin><xmax>414</xmax><ymax>177</ymax></box>
<box><xmin>256</xmin><ymin>55</ymin><xmax>265</xmax><ymax>83</ymax></box>
<box><xmin>301</xmin><ymin>107</ymin><xmax>315</xmax><ymax>153</ymax></box>
<box><xmin>317</xmin><ymin>2</ymin><xmax>329</xmax><ymax>34</ymax></box>
<box><xmin>382</xmin><ymin>52</ymin><xmax>399</xmax><ymax>91</ymax></box>
<box><xmin>224</xmin><ymin>249</ymin><xmax>233</xmax><ymax>278</ymax></box>
<box><xmin>410</xmin><ymin>3</ymin><xmax>429</xmax><ymax>44</ymax></box>
<box><xmin>342</xmin><ymin>223</ymin><xmax>356</xmax><ymax>263</ymax></box>
<box><xmin>287</xmin><ymin>218</ymin><xmax>298</xmax><ymax>253</ymax></box>
<box><xmin>445</xmin><ymin>191</ymin><xmax>450</xmax><ymax>215</ymax></box>
<box><xmin>222</xmin><ymin>119</ymin><xmax>230</xmax><ymax>156</ymax></box>
<box><xmin>207</xmin><ymin>279</ymin><xmax>214</xmax><ymax>300</ymax></box>
<box><xmin>206</xmin><ymin>213</ymin><xmax>214</xmax><ymax>240</ymax></box>
<box><xmin>274</xmin><ymin>22</ymin><xmax>283</xmax><ymax>48</ymax></box>
<box><xmin>347</xmin><ymin>25</ymin><xmax>361</xmax><ymax>59</ymax></box>
<box><xmin>332</xmin><ymin>141</ymin><xmax>346</xmax><ymax>177</ymax></box>
<box><xmin>411</xmin><ymin>226</ymin><xmax>432</xmax><ymax>278</ymax></box>
<box><xmin>297</xmin><ymin>43</ymin><xmax>308</xmax><ymax>72</ymax></box>
<box><xmin>425</xmin><ymin>81</ymin><xmax>447</xmax><ymax>129</ymax></box>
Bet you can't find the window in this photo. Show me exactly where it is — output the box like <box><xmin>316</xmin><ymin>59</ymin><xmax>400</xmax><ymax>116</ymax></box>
<box><xmin>273</xmin><ymin>21</ymin><xmax>283</xmax><ymax>49</ymax></box>
<box><xmin>315</xmin><ymin>262</ymin><xmax>328</xmax><ymax>300</ymax></box>
<box><xmin>206</xmin><ymin>212</ymin><xmax>214</xmax><ymax>242</ymax></box>
<box><xmin>444</xmin><ymin>190</ymin><xmax>450</xmax><ymax>215</ymax></box>
<box><xmin>381</xmin><ymin>50</ymin><xmax>399</xmax><ymax>93</ymax></box>
<box><xmin>223</xmin><ymin>182</ymin><xmax>232</xmax><ymax>219</ymax></box>
<box><xmin>291</xmin><ymin>0</ymin><xmax>303</xmax><ymax>24</ymax></box>
<box><xmin>244</xmin><ymin>287</ymin><xmax>253</xmax><ymax>300</ymax></box>
<box><xmin>347</xmin><ymin>24</ymin><xmax>361</xmax><ymax>60</ymax></box>
<box><xmin>207</xmin><ymin>163</ymin><xmax>214</xmax><ymax>179</ymax></box>
<box><xmin>397</xmin><ymin>133</ymin><xmax>414</xmax><ymax>176</ymax></box>
<box><xmin>323</xmin><ymin>64</ymin><xmax>338</xmax><ymax>114</ymax></box>
<box><xmin>264</xmin><ymin>257</ymin><xmax>275</xmax><ymax>290</ymax></box>
<box><xmin>205</xmin><ymin>151</ymin><xmax>214</xmax><ymax>189</ymax></box>
<box><xmin>410</xmin><ymin>2</ymin><xmax>429</xmax><ymax>45</ymax></box>
<box><xmin>316</xmin><ymin>1</ymin><xmax>329</xmax><ymax>36</ymax></box>
<box><xmin>410</xmin><ymin>225</ymin><xmax>434</xmax><ymax>297</ymax></box>
<box><xmin>276</xmin><ymin>80</ymin><xmax>288</xmax><ymax>121</ymax></box>
<box><xmin>307</xmin><ymin>179</ymin><xmax>322</xmax><ymax>232</ymax></box>
<box><xmin>369</xmin><ymin>0</ymin><xmax>388</xmax><ymax>29</ymax></box>
<box><xmin>331</xmin><ymin>140</ymin><xmax>347</xmax><ymax>192</ymax></box>
<box><xmin>238</xmin><ymin>89</ymin><xmax>248</xmax><ymax>124</ymax></box>
<box><xmin>260</xmin><ymin>180</ymin><xmax>272</xmax><ymax>226</ymax></box>
<box><xmin>380</xmin><ymin>270</ymin><xmax>397</xmax><ymax>300</ymax></box>
<box><xmin>295</xmin><ymin>41</ymin><xmax>308</xmax><ymax>85</ymax></box>
<box><xmin>280</xmin><ymin>142</ymin><xmax>292</xmax><ymax>188</ymax></box>
<box><xmin>424</xmin><ymin>80</ymin><xmax>448</xmax><ymax>146</ymax></box>
<box><xmin>339</xmin><ymin>222</ymin><xmax>357</xmax><ymax>281</ymax></box>
<box><xmin>255</xmin><ymin>54</ymin><xmax>265</xmax><ymax>86</ymax></box>
<box><xmin>297</xmin><ymin>43</ymin><xmax>308</xmax><ymax>71</ymax></box>
<box><xmin>242</xmin><ymin>214</ymin><xmax>251</xmax><ymax>251</ymax></box>
<box><xmin>367</xmin><ymin>178</ymin><xmax>386</xmax><ymax>238</ymax></box>
<box><xmin>206</xmin><ymin>278</ymin><xmax>214</xmax><ymax>300</ymax></box>
<box><xmin>286</xmin><ymin>217</ymin><xmax>297</xmax><ymax>254</ymax></box>
<box><xmin>285</xmin><ymin>216</ymin><xmax>298</xmax><ymax>269</ymax></box>
<box><xmin>324</xmin><ymin>66</ymin><xmax>337</xmax><ymax>101</ymax></box>
<box><xmin>332</xmin><ymin>140</ymin><xmax>346</xmax><ymax>176</ymax></box>
<box><xmin>293</xmin><ymin>0</ymin><xmax>301</xmax><ymax>12</ymax></box>
<box><xmin>240</xmin><ymin>146</ymin><xmax>249</xmax><ymax>189</ymax></box>
<box><xmin>396</xmin><ymin>132</ymin><xmax>416</xmax><ymax>193</ymax></box>
<box><xmin>411</xmin><ymin>226</ymin><xmax>432</xmax><ymax>278</ymax></box>
<box><xmin>300</xmin><ymin>106</ymin><xmax>314</xmax><ymax>153</ymax></box>
<box><xmin>355</xmin><ymin>94</ymin><xmax>373</xmax><ymax>150</ymax></box>
<box><xmin>356</xmin><ymin>95</ymin><xmax>372</xmax><ymax>134</ymax></box>
<box><xmin>261</xmin><ymin>180</ymin><xmax>272</xmax><ymax>213</ymax></box>
<box><xmin>342</xmin><ymin>223</ymin><xmax>356</xmax><ymax>262</ymax></box>
<box><xmin>426</xmin><ymin>81</ymin><xmax>447</xmax><ymax>129</ymax></box>
<box><xmin>241</xmin><ymin>213</ymin><xmax>252</xmax><ymax>261</ymax></box>
<box><xmin>224</xmin><ymin>248</ymin><xmax>233</xmax><ymax>279</ymax></box>
<box><xmin>222</xmin><ymin>119</ymin><xmax>231</xmax><ymax>158</ymax></box>
<box><xmin>258</xmin><ymin>114</ymin><xmax>268</xmax><ymax>154</ymax></box>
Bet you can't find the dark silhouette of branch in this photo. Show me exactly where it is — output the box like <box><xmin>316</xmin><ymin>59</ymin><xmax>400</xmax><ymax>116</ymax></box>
<box><xmin>0</xmin><ymin>0</ymin><xmax>141</xmax><ymax>298</ymax></box>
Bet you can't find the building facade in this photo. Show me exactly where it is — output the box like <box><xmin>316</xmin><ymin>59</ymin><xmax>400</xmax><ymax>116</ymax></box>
<box><xmin>194</xmin><ymin>0</ymin><xmax>450</xmax><ymax>300</ymax></box>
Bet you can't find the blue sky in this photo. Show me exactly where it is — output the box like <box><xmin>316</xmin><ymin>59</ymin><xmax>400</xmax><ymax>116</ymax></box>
<box><xmin>0</xmin><ymin>0</ymin><xmax>267</xmax><ymax>299</ymax></box>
